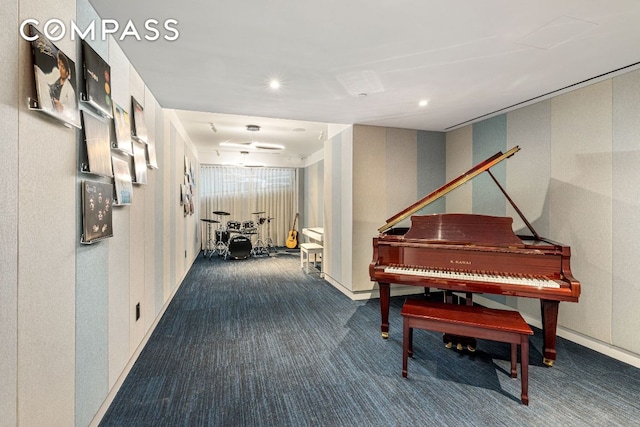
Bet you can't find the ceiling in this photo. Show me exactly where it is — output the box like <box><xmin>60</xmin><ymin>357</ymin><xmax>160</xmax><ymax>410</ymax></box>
<box><xmin>89</xmin><ymin>0</ymin><xmax>640</xmax><ymax>164</ymax></box>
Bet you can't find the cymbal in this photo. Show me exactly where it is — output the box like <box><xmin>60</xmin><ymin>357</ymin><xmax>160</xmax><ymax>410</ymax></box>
<box><xmin>213</xmin><ymin>211</ymin><xmax>230</xmax><ymax>216</ymax></box>
<box><xmin>252</xmin><ymin>211</ymin><xmax>265</xmax><ymax>215</ymax></box>
<box><xmin>201</xmin><ymin>219</ymin><xmax>220</xmax><ymax>223</ymax></box>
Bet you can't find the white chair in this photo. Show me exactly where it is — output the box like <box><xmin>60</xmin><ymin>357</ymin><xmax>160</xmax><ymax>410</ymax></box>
<box><xmin>300</xmin><ymin>242</ymin><xmax>323</xmax><ymax>275</ymax></box>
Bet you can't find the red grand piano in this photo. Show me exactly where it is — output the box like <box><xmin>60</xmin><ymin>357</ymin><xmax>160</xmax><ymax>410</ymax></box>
<box><xmin>369</xmin><ymin>146</ymin><xmax>580</xmax><ymax>366</ymax></box>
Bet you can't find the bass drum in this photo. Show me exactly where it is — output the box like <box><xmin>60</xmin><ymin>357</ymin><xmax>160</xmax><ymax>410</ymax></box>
<box><xmin>227</xmin><ymin>235</ymin><xmax>252</xmax><ymax>259</ymax></box>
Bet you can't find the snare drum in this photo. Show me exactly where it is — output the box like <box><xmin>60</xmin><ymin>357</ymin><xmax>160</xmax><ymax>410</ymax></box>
<box><xmin>227</xmin><ymin>235</ymin><xmax>252</xmax><ymax>259</ymax></box>
<box><xmin>226</xmin><ymin>220</ymin><xmax>242</xmax><ymax>232</ymax></box>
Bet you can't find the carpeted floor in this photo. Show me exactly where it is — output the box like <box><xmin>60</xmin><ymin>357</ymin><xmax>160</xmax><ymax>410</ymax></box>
<box><xmin>100</xmin><ymin>250</ymin><xmax>640</xmax><ymax>426</ymax></box>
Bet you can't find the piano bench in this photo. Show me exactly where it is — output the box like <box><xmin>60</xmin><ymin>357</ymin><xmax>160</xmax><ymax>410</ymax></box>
<box><xmin>300</xmin><ymin>242</ymin><xmax>323</xmax><ymax>275</ymax></box>
<box><xmin>401</xmin><ymin>299</ymin><xmax>533</xmax><ymax>405</ymax></box>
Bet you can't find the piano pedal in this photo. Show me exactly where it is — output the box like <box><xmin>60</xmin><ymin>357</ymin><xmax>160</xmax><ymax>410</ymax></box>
<box><xmin>456</xmin><ymin>343</ymin><xmax>463</xmax><ymax>351</ymax></box>
<box><xmin>445</xmin><ymin>341</ymin><xmax>453</xmax><ymax>349</ymax></box>
<box><xmin>467</xmin><ymin>345</ymin><xmax>476</xmax><ymax>352</ymax></box>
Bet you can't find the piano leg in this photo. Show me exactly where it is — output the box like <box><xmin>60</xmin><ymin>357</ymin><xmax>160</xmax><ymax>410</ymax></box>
<box><xmin>379</xmin><ymin>282</ymin><xmax>390</xmax><ymax>339</ymax></box>
<box><xmin>541</xmin><ymin>299</ymin><xmax>559</xmax><ymax>367</ymax></box>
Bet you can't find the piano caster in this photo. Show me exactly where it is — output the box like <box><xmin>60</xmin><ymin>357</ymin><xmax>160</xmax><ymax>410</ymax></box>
<box><xmin>543</xmin><ymin>357</ymin><xmax>554</xmax><ymax>367</ymax></box>
<box><xmin>381</xmin><ymin>331</ymin><xmax>389</xmax><ymax>339</ymax></box>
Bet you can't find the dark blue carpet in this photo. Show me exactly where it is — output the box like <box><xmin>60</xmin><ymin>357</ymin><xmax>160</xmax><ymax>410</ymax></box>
<box><xmin>100</xmin><ymin>251</ymin><xmax>640</xmax><ymax>426</ymax></box>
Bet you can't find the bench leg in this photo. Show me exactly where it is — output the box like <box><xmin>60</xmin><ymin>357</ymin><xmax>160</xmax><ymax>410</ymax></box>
<box><xmin>510</xmin><ymin>343</ymin><xmax>517</xmax><ymax>378</ymax></box>
<box><xmin>402</xmin><ymin>318</ymin><xmax>410</xmax><ymax>378</ymax></box>
<box><xmin>521</xmin><ymin>336</ymin><xmax>529</xmax><ymax>405</ymax></box>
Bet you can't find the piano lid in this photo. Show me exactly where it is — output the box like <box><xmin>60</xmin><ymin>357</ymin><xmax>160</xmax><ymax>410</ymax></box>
<box><xmin>379</xmin><ymin>146</ymin><xmax>521</xmax><ymax>233</ymax></box>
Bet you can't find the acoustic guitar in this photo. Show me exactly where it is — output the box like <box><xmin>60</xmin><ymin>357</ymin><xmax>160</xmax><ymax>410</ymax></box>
<box><xmin>286</xmin><ymin>213</ymin><xmax>299</xmax><ymax>249</ymax></box>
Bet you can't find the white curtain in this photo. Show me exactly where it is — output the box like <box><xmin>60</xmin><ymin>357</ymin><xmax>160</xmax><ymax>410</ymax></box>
<box><xmin>200</xmin><ymin>165</ymin><xmax>298</xmax><ymax>247</ymax></box>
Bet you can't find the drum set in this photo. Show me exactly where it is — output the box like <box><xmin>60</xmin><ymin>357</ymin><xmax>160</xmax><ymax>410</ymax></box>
<box><xmin>201</xmin><ymin>210</ymin><xmax>275</xmax><ymax>260</ymax></box>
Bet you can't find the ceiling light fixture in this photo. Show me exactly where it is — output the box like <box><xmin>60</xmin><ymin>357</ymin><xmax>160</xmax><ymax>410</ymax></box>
<box><xmin>220</xmin><ymin>141</ymin><xmax>253</xmax><ymax>149</ymax></box>
<box><xmin>246</xmin><ymin>124</ymin><xmax>261</xmax><ymax>132</ymax></box>
<box><xmin>253</xmin><ymin>142</ymin><xmax>285</xmax><ymax>150</ymax></box>
<box><xmin>419</xmin><ymin>99</ymin><xmax>429</xmax><ymax>107</ymax></box>
<box><xmin>269</xmin><ymin>79</ymin><xmax>281</xmax><ymax>90</ymax></box>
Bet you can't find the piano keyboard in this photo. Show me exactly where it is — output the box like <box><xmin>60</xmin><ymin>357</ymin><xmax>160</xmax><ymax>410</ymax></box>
<box><xmin>383</xmin><ymin>265</ymin><xmax>560</xmax><ymax>289</ymax></box>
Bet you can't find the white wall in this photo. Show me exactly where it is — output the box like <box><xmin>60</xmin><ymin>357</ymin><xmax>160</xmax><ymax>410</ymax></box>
<box><xmin>0</xmin><ymin>1</ymin><xmax>20</xmax><ymax>426</ymax></box>
<box><xmin>2</xmin><ymin>1</ymin><xmax>203</xmax><ymax>425</ymax></box>
<box><xmin>16</xmin><ymin>0</ymin><xmax>78</xmax><ymax>425</ymax></box>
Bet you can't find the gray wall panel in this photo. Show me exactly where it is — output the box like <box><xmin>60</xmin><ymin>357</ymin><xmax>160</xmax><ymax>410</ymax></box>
<box><xmin>472</xmin><ymin>115</ymin><xmax>507</xmax><ymax>216</ymax></box>
<box><xmin>612</xmin><ymin>70</ymin><xmax>640</xmax><ymax>354</ymax></box>
<box><xmin>416</xmin><ymin>130</ymin><xmax>446</xmax><ymax>215</ymax></box>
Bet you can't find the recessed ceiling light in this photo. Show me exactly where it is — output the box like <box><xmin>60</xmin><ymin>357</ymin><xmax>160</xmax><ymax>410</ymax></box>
<box><xmin>246</xmin><ymin>124</ymin><xmax>261</xmax><ymax>132</ymax></box>
<box><xmin>292</xmin><ymin>128</ymin><xmax>306</xmax><ymax>132</ymax></box>
<box><xmin>419</xmin><ymin>99</ymin><xmax>429</xmax><ymax>107</ymax></box>
<box><xmin>358</xmin><ymin>93</ymin><xmax>368</xmax><ymax>97</ymax></box>
<box><xmin>269</xmin><ymin>79</ymin><xmax>280</xmax><ymax>89</ymax></box>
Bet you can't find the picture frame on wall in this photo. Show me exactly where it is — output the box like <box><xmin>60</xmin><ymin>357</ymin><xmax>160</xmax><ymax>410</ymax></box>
<box><xmin>28</xmin><ymin>24</ymin><xmax>81</xmax><ymax>128</ymax></box>
<box><xmin>80</xmin><ymin>40</ymin><xmax>113</xmax><ymax>119</ymax></box>
<box><xmin>81</xmin><ymin>111</ymin><xmax>113</xmax><ymax>177</ymax></box>
<box><xmin>81</xmin><ymin>180</ymin><xmax>114</xmax><ymax>244</ymax></box>
<box><xmin>112</xmin><ymin>155</ymin><xmax>133</xmax><ymax>205</ymax></box>
<box><xmin>131</xmin><ymin>97</ymin><xmax>148</xmax><ymax>143</ymax></box>
<box><xmin>112</xmin><ymin>102</ymin><xmax>133</xmax><ymax>154</ymax></box>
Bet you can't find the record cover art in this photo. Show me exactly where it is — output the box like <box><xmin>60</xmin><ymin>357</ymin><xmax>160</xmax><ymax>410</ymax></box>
<box><xmin>82</xmin><ymin>111</ymin><xmax>113</xmax><ymax>177</ymax></box>
<box><xmin>146</xmin><ymin>137</ymin><xmax>158</xmax><ymax>169</ymax></box>
<box><xmin>113</xmin><ymin>102</ymin><xmax>133</xmax><ymax>154</ymax></box>
<box><xmin>132</xmin><ymin>139</ymin><xmax>148</xmax><ymax>184</ymax></box>
<box><xmin>29</xmin><ymin>25</ymin><xmax>81</xmax><ymax>128</ymax></box>
<box><xmin>112</xmin><ymin>156</ymin><xmax>133</xmax><ymax>205</ymax></box>
<box><xmin>82</xmin><ymin>180</ymin><xmax>114</xmax><ymax>243</ymax></box>
<box><xmin>81</xmin><ymin>40</ymin><xmax>112</xmax><ymax>118</ymax></box>
<box><xmin>131</xmin><ymin>97</ymin><xmax>148</xmax><ymax>142</ymax></box>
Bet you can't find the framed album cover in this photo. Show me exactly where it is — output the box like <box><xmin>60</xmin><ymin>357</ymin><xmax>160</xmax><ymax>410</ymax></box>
<box><xmin>112</xmin><ymin>102</ymin><xmax>133</xmax><ymax>154</ymax></box>
<box><xmin>29</xmin><ymin>24</ymin><xmax>81</xmax><ymax>128</ymax></box>
<box><xmin>131</xmin><ymin>97</ymin><xmax>148</xmax><ymax>142</ymax></box>
<box><xmin>132</xmin><ymin>139</ymin><xmax>148</xmax><ymax>185</ymax></box>
<box><xmin>81</xmin><ymin>40</ymin><xmax>113</xmax><ymax>118</ymax></box>
<box><xmin>81</xmin><ymin>180</ymin><xmax>114</xmax><ymax>244</ymax></box>
<box><xmin>112</xmin><ymin>155</ymin><xmax>133</xmax><ymax>205</ymax></box>
<box><xmin>146</xmin><ymin>137</ymin><xmax>158</xmax><ymax>169</ymax></box>
<box><xmin>81</xmin><ymin>111</ymin><xmax>113</xmax><ymax>177</ymax></box>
